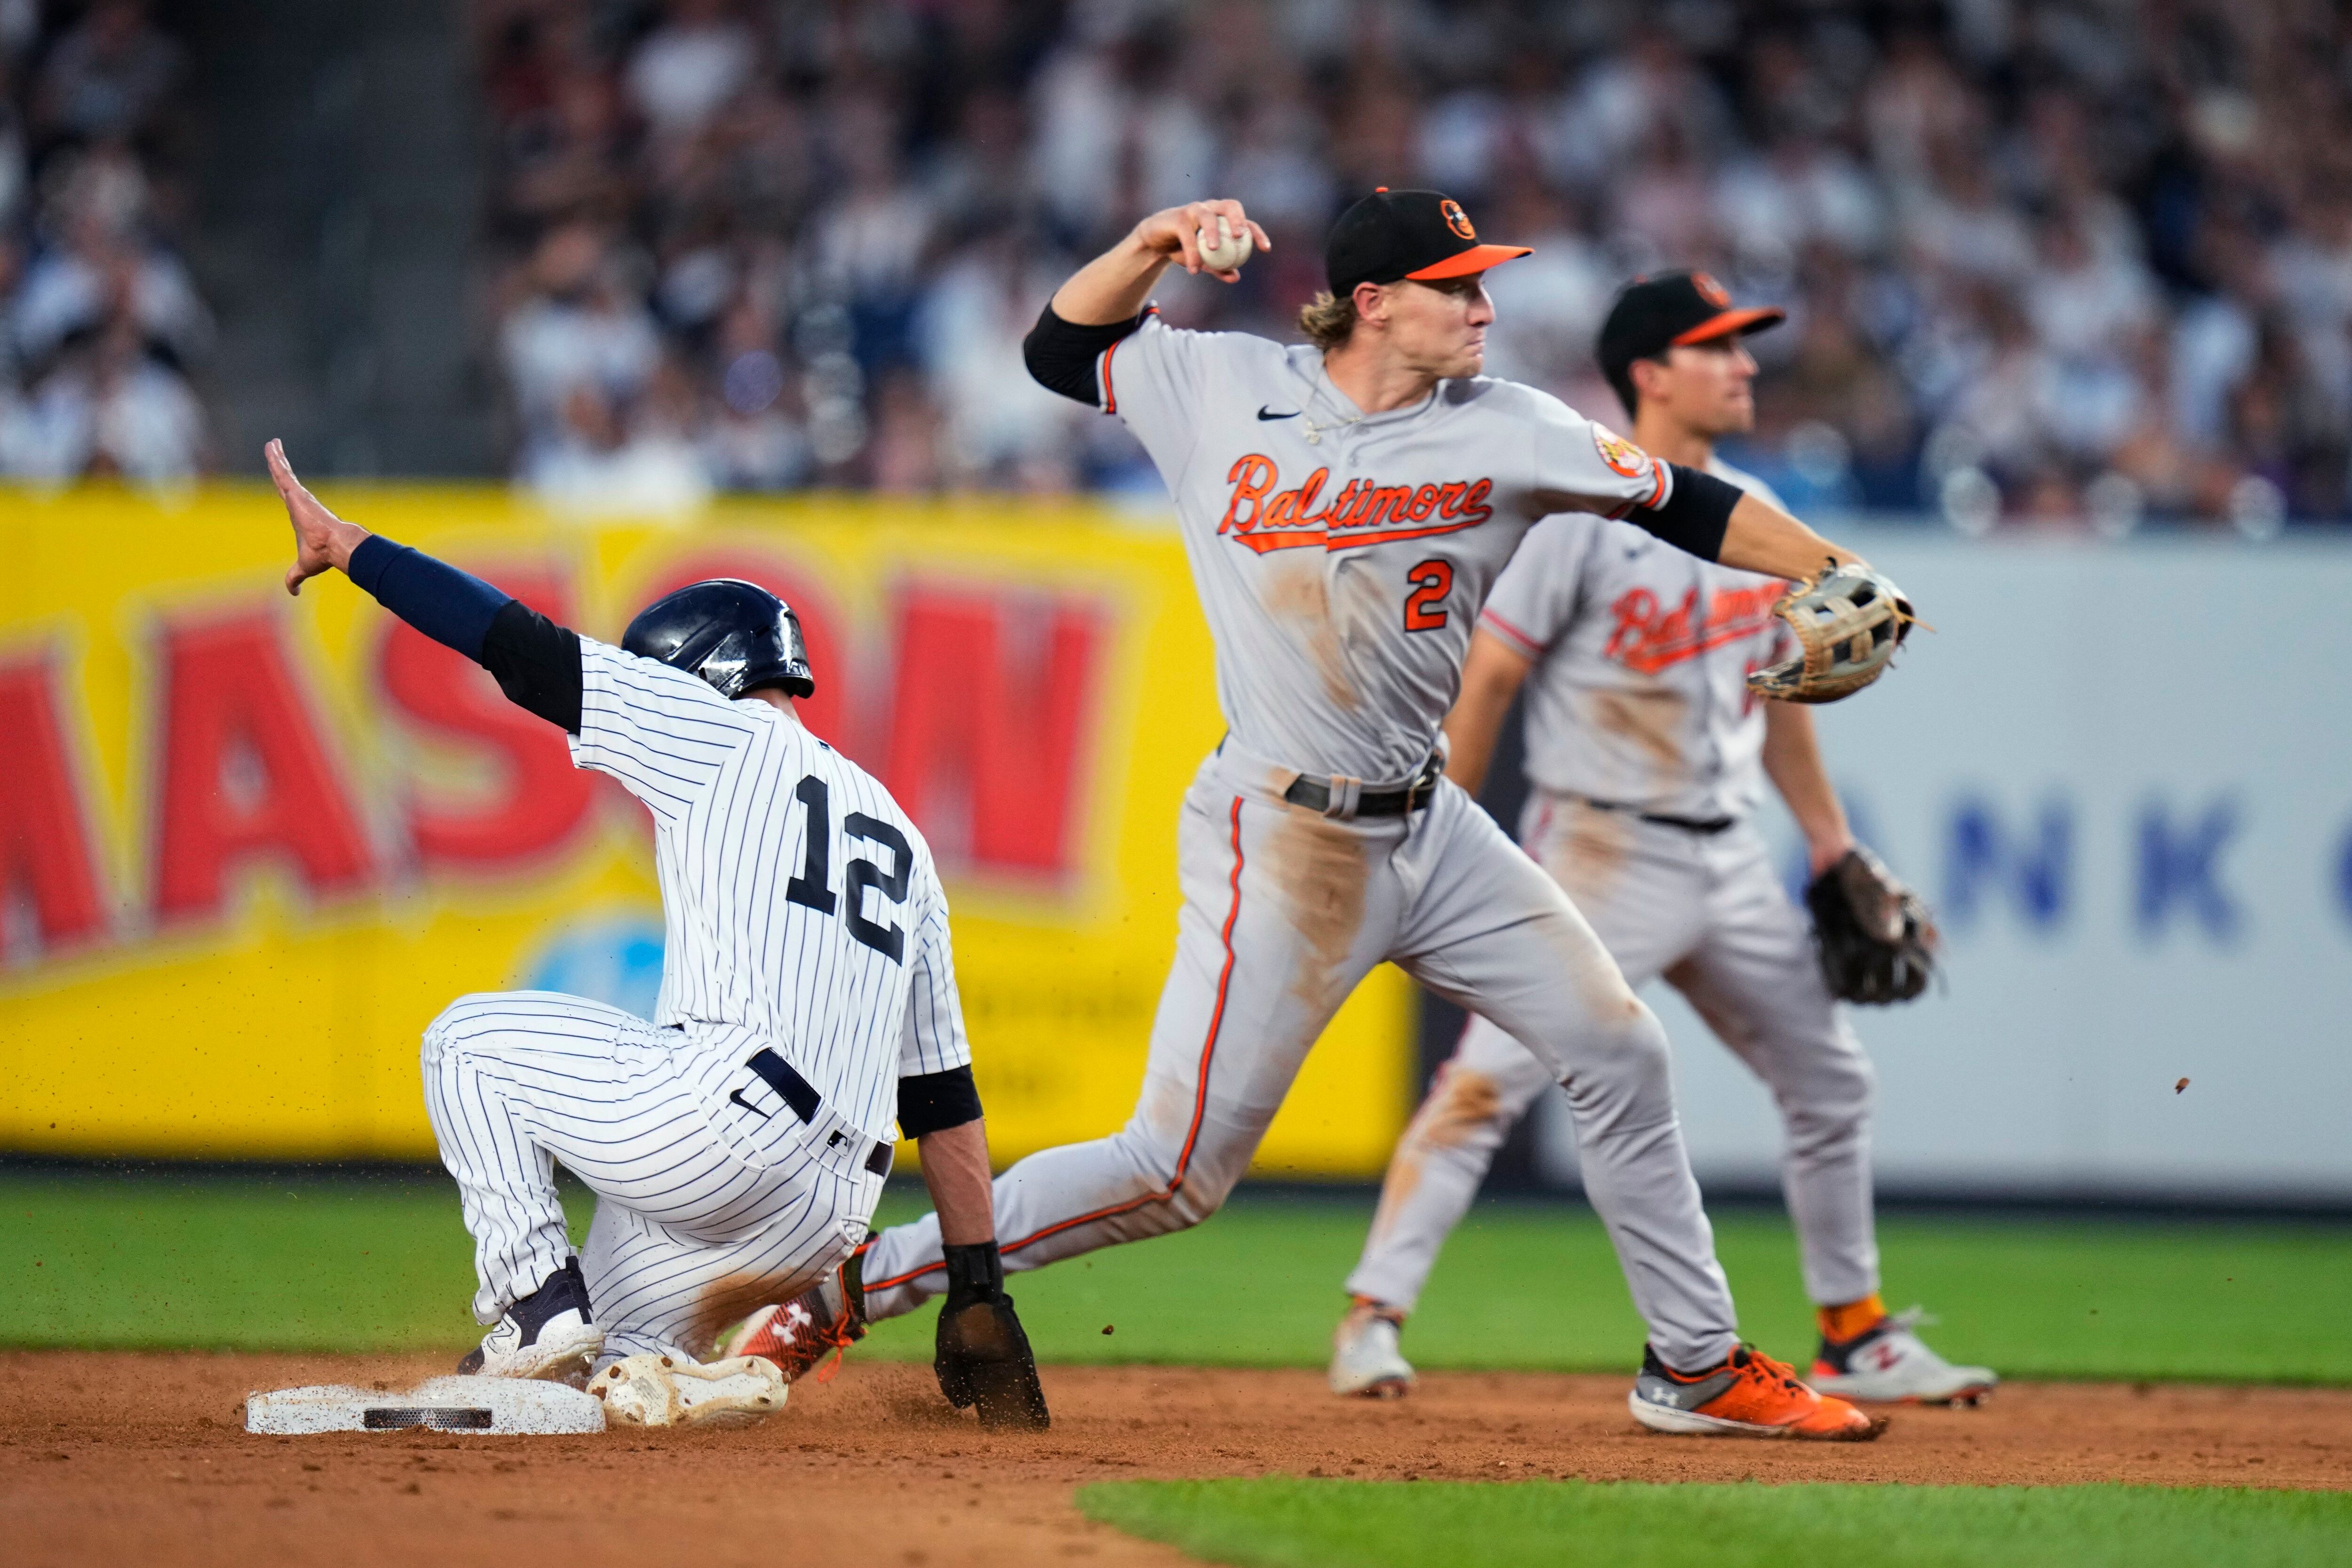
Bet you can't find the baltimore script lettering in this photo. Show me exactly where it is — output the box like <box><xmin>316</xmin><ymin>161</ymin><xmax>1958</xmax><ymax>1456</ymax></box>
<box><xmin>1216</xmin><ymin>455</ymin><xmax>1495</xmax><ymax>554</ymax></box>
<box><xmin>1602</xmin><ymin>582</ymin><xmax>1786</xmax><ymax>675</ymax></box>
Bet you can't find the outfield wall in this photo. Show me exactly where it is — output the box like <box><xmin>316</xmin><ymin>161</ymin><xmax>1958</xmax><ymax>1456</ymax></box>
<box><xmin>2</xmin><ymin>491</ymin><xmax>2346</xmax><ymax>1201</ymax></box>
<box><xmin>1529</xmin><ymin>527</ymin><xmax>2352</xmax><ymax>1206</ymax></box>
<box><xmin>0</xmin><ymin>486</ymin><xmax>1410</xmax><ymax>1173</ymax></box>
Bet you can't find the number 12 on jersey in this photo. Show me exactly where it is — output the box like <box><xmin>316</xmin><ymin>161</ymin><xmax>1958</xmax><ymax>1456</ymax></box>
<box><xmin>1404</xmin><ymin>559</ymin><xmax>1454</xmax><ymax>631</ymax></box>
<box><xmin>783</xmin><ymin>775</ymin><xmax>912</xmax><ymax>962</ymax></box>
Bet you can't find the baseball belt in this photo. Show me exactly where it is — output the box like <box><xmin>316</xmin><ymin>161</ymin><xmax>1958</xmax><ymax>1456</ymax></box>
<box><xmin>1570</xmin><ymin>794</ymin><xmax>1738</xmax><ymax>835</ymax></box>
<box><xmin>1284</xmin><ymin>751</ymin><xmax>1445</xmax><ymax>820</ymax></box>
<box><xmin>744</xmin><ymin>1048</ymin><xmax>895</xmax><ymax>1176</ymax></box>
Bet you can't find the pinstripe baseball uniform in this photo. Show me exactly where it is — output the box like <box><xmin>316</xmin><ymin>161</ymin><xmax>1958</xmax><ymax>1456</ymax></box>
<box><xmin>861</xmin><ymin>311</ymin><xmax>1755</xmax><ymax>1372</ymax></box>
<box><xmin>1345</xmin><ymin>460</ymin><xmax>1883</xmax><ymax>1315</ymax></box>
<box><xmin>426</xmin><ymin>638</ymin><xmax>970</xmax><ymax>1363</ymax></box>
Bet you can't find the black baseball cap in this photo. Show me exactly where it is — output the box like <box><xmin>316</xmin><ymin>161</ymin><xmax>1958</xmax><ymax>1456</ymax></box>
<box><xmin>1597</xmin><ymin>271</ymin><xmax>1785</xmax><ymax>383</ymax></box>
<box><xmin>1325</xmin><ymin>188</ymin><xmax>1532</xmax><ymax>295</ymax></box>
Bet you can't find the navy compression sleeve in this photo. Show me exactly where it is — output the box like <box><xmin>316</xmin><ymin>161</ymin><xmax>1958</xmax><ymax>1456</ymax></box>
<box><xmin>1627</xmin><ymin>464</ymin><xmax>1741</xmax><ymax>563</ymax></box>
<box><xmin>347</xmin><ymin>534</ymin><xmax>510</xmax><ymax>660</ymax></box>
<box><xmin>348</xmin><ymin>534</ymin><xmax>584</xmax><ymax>733</ymax></box>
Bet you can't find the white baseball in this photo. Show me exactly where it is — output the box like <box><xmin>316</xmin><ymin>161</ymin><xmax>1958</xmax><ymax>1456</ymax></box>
<box><xmin>1196</xmin><ymin>214</ymin><xmax>1254</xmax><ymax>272</ymax></box>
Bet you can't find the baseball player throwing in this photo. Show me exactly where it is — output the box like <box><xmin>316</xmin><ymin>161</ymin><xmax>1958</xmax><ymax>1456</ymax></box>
<box><xmin>740</xmin><ymin>192</ymin><xmax>1916</xmax><ymax>1440</ymax></box>
<box><xmin>1327</xmin><ymin>273</ymin><xmax>1992</xmax><ymax>1407</ymax></box>
<box><xmin>266</xmin><ymin>441</ymin><xmax>1049</xmax><ymax>1430</ymax></box>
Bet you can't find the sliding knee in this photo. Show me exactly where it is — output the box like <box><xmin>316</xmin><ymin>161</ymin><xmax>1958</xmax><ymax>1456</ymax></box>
<box><xmin>421</xmin><ymin>992</ymin><xmax>501</xmax><ymax>1070</ymax></box>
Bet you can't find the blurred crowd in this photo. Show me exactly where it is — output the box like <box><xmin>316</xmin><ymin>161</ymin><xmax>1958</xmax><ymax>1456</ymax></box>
<box><xmin>473</xmin><ymin>0</ymin><xmax>2352</xmax><ymax>530</ymax></box>
<box><xmin>0</xmin><ymin>0</ymin><xmax>209</xmax><ymax>485</ymax></box>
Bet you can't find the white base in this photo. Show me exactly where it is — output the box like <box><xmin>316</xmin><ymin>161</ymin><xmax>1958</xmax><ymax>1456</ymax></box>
<box><xmin>245</xmin><ymin>1375</ymin><xmax>607</xmax><ymax>1435</ymax></box>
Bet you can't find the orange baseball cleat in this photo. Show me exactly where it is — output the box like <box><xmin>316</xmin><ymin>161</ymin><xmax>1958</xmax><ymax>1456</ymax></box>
<box><xmin>714</xmin><ymin>1251</ymin><xmax>867</xmax><ymax>1382</ymax></box>
<box><xmin>1628</xmin><ymin>1343</ymin><xmax>1885</xmax><ymax>1440</ymax></box>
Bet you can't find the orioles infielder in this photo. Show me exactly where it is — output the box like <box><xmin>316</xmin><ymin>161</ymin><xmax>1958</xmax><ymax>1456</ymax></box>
<box><xmin>737</xmin><ymin>191</ymin><xmax>1915</xmax><ymax>1439</ymax></box>
<box><xmin>1328</xmin><ymin>272</ymin><xmax>1993</xmax><ymax>1407</ymax></box>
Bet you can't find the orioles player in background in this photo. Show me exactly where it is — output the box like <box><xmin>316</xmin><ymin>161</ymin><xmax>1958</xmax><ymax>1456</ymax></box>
<box><xmin>1326</xmin><ymin>273</ymin><xmax>1994</xmax><ymax>1407</ymax></box>
<box><xmin>732</xmin><ymin>190</ymin><xmax>1918</xmax><ymax>1440</ymax></box>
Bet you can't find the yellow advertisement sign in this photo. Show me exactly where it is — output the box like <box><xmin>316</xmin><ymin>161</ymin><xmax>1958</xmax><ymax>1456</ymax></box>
<box><xmin>0</xmin><ymin>486</ymin><xmax>1410</xmax><ymax>1173</ymax></box>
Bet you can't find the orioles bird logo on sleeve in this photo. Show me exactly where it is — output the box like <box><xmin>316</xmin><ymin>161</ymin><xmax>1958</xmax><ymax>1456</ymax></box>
<box><xmin>1591</xmin><ymin>424</ymin><xmax>1653</xmax><ymax>479</ymax></box>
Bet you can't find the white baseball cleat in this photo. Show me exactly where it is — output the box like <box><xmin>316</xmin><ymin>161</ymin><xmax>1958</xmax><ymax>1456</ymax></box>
<box><xmin>1809</xmin><ymin>1307</ymin><xmax>1998</xmax><ymax>1406</ymax></box>
<box><xmin>1329</xmin><ymin>1300</ymin><xmax>1415</xmax><ymax>1398</ymax></box>
<box><xmin>458</xmin><ymin>1258</ymin><xmax>604</xmax><ymax>1381</ymax></box>
<box><xmin>590</xmin><ymin>1353</ymin><xmax>788</xmax><ymax>1428</ymax></box>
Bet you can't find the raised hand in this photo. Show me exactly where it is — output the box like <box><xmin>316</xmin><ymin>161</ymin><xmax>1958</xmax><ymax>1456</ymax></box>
<box><xmin>266</xmin><ymin>439</ymin><xmax>368</xmax><ymax>596</ymax></box>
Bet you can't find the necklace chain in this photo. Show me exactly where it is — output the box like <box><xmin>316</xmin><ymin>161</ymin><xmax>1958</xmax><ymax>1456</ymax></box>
<box><xmin>1303</xmin><ymin>368</ymin><xmax>1366</xmax><ymax>446</ymax></box>
<box><xmin>1300</xmin><ymin>411</ymin><xmax>1363</xmax><ymax>446</ymax></box>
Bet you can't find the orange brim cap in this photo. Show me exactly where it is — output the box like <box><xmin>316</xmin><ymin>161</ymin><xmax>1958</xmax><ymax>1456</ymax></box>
<box><xmin>1405</xmin><ymin>244</ymin><xmax>1534</xmax><ymax>280</ymax></box>
<box><xmin>1670</xmin><ymin>306</ymin><xmax>1787</xmax><ymax>345</ymax></box>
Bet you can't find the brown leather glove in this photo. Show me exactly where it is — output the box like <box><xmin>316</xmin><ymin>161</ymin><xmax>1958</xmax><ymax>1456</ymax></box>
<box><xmin>1807</xmin><ymin>846</ymin><xmax>1939</xmax><ymax>1004</ymax></box>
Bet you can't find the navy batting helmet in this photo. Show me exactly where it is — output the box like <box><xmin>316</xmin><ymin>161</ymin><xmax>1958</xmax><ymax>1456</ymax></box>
<box><xmin>622</xmin><ymin>579</ymin><xmax>815</xmax><ymax>699</ymax></box>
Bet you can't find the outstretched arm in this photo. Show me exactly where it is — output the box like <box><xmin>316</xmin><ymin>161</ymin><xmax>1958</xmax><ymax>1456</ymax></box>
<box><xmin>269</xmin><ymin>439</ymin><xmax>585</xmax><ymax>733</ymax></box>
<box><xmin>1760</xmin><ymin>701</ymin><xmax>1854</xmax><ymax>876</ymax></box>
<box><xmin>1719</xmin><ymin>491</ymin><xmax>1860</xmax><ymax>581</ymax></box>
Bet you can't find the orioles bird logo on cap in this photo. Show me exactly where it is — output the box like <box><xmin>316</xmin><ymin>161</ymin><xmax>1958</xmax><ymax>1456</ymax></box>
<box><xmin>1692</xmin><ymin>272</ymin><xmax>1731</xmax><ymax>307</ymax></box>
<box><xmin>1441</xmin><ymin>199</ymin><xmax>1476</xmax><ymax>241</ymax></box>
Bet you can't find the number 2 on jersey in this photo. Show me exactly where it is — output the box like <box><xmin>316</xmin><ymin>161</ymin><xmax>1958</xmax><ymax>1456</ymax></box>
<box><xmin>784</xmin><ymin>775</ymin><xmax>910</xmax><ymax>962</ymax></box>
<box><xmin>1403</xmin><ymin>558</ymin><xmax>1454</xmax><ymax>631</ymax></box>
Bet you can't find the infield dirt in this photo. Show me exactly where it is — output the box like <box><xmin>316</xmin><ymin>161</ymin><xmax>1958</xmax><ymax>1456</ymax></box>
<box><xmin>5</xmin><ymin>1352</ymin><xmax>2348</xmax><ymax>1568</ymax></box>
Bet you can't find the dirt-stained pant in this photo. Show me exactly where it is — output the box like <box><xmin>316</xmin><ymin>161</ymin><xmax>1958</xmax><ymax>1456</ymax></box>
<box><xmin>1344</xmin><ymin>793</ymin><xmax>1878</xmax><ymax>1315</ymax></box>
<box><xmin>862</xmin><ymin>748</ymin><xmax>1743</xmax><ymax>1371</ymax></box>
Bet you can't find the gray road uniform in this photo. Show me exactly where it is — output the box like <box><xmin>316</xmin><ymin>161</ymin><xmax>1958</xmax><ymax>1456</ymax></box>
<box><xmin>861</xmin><ymin>310</ymin><xmax>1756</xmax><ymax>1370</ymax></box>
<box><xmin>1344</xmin><ymin>461</ymin><xmax>1883</xmax><ymax>1316</ymax></box>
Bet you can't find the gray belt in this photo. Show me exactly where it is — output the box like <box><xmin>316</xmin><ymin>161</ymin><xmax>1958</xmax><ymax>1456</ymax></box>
<box><xmin>1283</xmin><ymin>753</ymin><xmax>1445</xmax><ymax>820</ymax></box>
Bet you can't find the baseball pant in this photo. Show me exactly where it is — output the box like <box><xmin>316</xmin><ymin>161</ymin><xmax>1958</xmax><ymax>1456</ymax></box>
<box><xmin>421</xmin><ymin>991</ymin><xmax>884</xmax><ymax>1362</ymax></box>
<box><xmin>862</xmin><ymin>748</ymin><xmax>1742</xmax><ymax>1370</ymax></box>
<box><xmin>1344</xmin><ymin>794</ymin><xmax>1877</xmax><ymax>1314</ymax></box>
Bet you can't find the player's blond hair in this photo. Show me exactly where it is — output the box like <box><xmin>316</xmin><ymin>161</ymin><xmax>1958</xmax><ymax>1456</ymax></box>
<box><xmin>1297</xmin><ymin>290</ymin><xmax>1357</xmax><ymax>350</ymax></box>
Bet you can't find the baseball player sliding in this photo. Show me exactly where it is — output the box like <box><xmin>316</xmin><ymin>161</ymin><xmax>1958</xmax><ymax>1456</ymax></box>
<box><xmin>265</xmin><ymin>441</ymin><xmax>1049</xmax><ymax>1430</ymax></box>
<box><xmin>738</xmin><ymin>191</ymin><xmax>1916</xmax><ymax>1440</ymax></box>
<box><xmin>1327</xmin><ymin>273</ymin><xmax>1990</xmax><ymax>1408</ymax></box>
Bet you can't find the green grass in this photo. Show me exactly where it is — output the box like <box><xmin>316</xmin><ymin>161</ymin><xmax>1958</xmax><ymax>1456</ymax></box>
<box><xmin>3</xmin><ymin>1172</ymin><xmax>2348</xmax><ymax>1382</ymax></box>
<box><xmin>1074</xmin><ymin>1479</ymin><xmax>2352</xmax><ymax>1568</ymax></box>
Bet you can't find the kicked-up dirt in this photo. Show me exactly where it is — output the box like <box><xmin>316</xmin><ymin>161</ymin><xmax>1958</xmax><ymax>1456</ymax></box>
<box><xmin>4</xmin><ymin>1352</ymin><xmax>2349</xmax><ymax>1568</ymax></box>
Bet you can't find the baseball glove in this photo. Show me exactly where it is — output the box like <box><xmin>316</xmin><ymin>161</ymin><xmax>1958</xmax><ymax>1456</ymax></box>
<box><xmin>1807</xmin><ymin>846</ymin><xmax>1939</xmax><ymax>1004</ymax></box>
<box><xmin>1746</xmin><ymin>560</ymin><xmax>1918</xmax><ymax>704</ymax></box>
<box><xmin>935</xmin><ymin>1242</ymin><xmax>1050</xmax><ymax>1430</ymax></box>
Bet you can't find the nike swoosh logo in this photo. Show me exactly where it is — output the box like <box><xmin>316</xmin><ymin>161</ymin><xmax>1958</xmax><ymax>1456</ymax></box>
<box><xmin>1257</xmin><ymin>406</ymin><xmax>1300</xmax><ymax>421</ymax></box>
<box><xmin>728</xmin><ymin>1088</ymin><xmax>773</xmax><ymax>1120</ymax></box>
